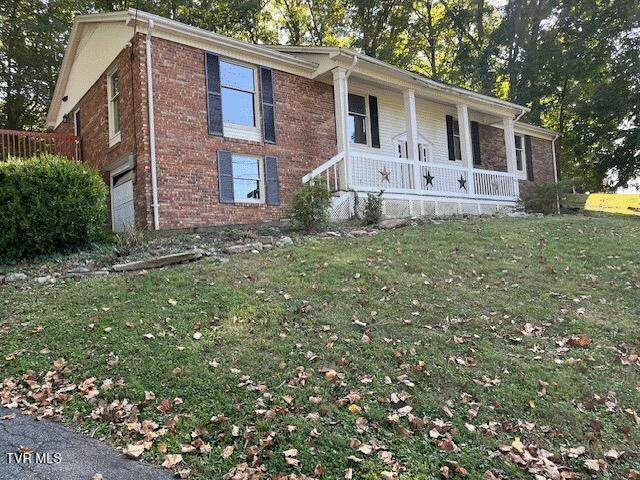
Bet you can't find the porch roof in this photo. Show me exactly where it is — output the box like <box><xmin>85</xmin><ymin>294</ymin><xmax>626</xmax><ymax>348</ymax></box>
<box><xmin>270</xmin><ymin>46</ymin><xmax>530</xmax><ymax>118</ymax></box>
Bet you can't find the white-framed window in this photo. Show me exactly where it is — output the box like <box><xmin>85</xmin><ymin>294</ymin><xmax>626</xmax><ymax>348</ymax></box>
<box><xmin>514</xmin><ymin>134</ymin><xmax>526</xmax><ymax>178</ymax></box>
<box><xmin>451</xmin><ymin>118</ymin><xmax>462</xmax><ymax>161</ymax></box>
<box><xmin>107</xmin><ymin>69</ymin><xmax>121</xmax><ymax>146</ymax></box>
<box><xmin>220</xmin><ymin>60</ymin><xmax>261</xmax><ymax>139</ymax></box>
<box><xmin>348</xmin><ymin>93</ymin><xmax>368</xmax><ymax>145</ymax></box>
<box><xmin>231</xmin><ymin>154</ymin><xmax>264</xmax><ymax>203</ymax></box>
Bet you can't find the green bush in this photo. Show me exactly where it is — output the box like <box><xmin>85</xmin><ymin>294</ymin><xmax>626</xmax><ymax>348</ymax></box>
<box><xmin>0</xmin><ymin>154</ymin><xmax>108</xmax><ymax>259</ymax></box>
<box><xmin>362</xmin><ymin>191</ymin><xmax>383</xmax><ymax>224</ymax></box>
<box><xmin>520</xmin><ymin>181</ymin><xmax>568</xmax><ymax>214</ymax></box>
<box><xmin>289</xmin><ymin>178</ymin><xmax>331</xmax><ymax>231</ymax></box>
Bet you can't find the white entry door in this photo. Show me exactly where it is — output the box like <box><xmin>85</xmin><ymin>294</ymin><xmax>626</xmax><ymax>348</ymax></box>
<box><xmin>111</xmin><ymin>171</ymin><xmax>135</xmax><ymax>232</ymax></box>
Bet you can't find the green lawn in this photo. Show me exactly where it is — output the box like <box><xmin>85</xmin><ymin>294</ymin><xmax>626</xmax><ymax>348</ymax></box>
<box><xmin>1</xmin><ymin>215</ymin><xmax>639</xmax><ymax>479</ymax></box>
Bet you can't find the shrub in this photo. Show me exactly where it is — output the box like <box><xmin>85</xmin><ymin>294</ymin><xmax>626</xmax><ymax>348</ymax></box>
<box><xmin>115</xmin><ymin>225</ymin><xmax>144</xmax><ymax>257</ymax></box>
<box><xmin>520</xmin><ymin>181</ymin><xmax>568</xmax><ymax>214</ymax></box>
<box><xmin>290</xmin><ymin>178</ymin><xmax>331</xmax><ymax>231</ymax></box>
<box><xmin>0</xmin><ymin>154</ymin><xmax>107</xmax><ymax>259</ymax></box>
<box><xmin>361</xmin><ymin>191</ymin><xmax>383</xmax><ymax>224</ymax></box>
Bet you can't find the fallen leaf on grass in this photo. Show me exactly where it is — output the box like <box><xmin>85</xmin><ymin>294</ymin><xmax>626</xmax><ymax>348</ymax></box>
<box><xmin>584</xmin><ymin>459</ymin><xmax>605</xmax><ymax>472</ymax></box>
<box><xmin>512</xmin><ymin>437</ymin><xmax>525</xmax><ymax>454</ymax></box>
<box><xmin>221</xmin><ymin>445</ymin><xmax>235</xmax><ymax>459</ymax></box>
<box><xmin>161</xmin><ymin>454</ymin><xmax>183</xmax><ymax>469</ymax></box>
<box><xmin>568</xmin><ymin>334</ymin><xmax>591</xmax><ymax>348</ymax></box>
<box><xmin>123</xmin><ymin>443</ymin><xmax>145</xmax><ymax>459</ymax></box>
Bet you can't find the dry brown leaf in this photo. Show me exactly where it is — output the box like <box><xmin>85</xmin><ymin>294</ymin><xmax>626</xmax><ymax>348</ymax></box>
<box><xmin>221</xmin><ymin>445</ymin><xmax>235</xmax><ymax>459</ymax></box>
<box><xmin>161</xmin><ymin>453</ymin><xmax>183</xmax><ymax>469</ymax></box>
<box><xmin>123</xmin><ymin>443</ymin><xmax>145</xmax><ymax>459</ymax></box>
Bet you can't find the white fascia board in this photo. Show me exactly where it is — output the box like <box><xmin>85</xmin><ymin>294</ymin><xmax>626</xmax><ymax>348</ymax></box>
<box><xmin>127</xmin><ymin>10</ymin><xmax>318</xmax><ymax>72</ymax></box>
<box><xmin>514</xmin><ymin>122</ymin><xmax>559</xmax><ymax>140</ymax></box>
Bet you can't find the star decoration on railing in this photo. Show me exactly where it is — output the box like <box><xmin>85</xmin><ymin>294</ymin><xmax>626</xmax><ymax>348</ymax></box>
<box><xmin>423</xmin><ymin>170</ymin><xmax>434</xmax><ymax>187</ymax></box>
<box><xmin>458</xmin><ymin>175</ymin><xmax>467</xmax><ymax>190</ymax></box>
<box><xmin>379</xmin><ymin>166</ymin><xmax>391</xmax><ymax>183</ymax></box>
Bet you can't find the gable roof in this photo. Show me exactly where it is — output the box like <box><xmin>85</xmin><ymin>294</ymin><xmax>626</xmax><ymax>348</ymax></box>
<box><xmin>47</xmin><ymin>9</ymin><xmax>318</xmax><ymax>128</ymax></box>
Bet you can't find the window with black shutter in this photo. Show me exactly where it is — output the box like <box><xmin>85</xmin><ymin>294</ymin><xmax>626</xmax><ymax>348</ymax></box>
<box><xmin>260</xmin><ymin>67</ymin><xmax>276</xmax><ymax>144</ymax></box>
<box><xmin>217</xmin><ymin>150</ymin><xmax>234</xmax><ymax>203</ymax></box>
<box><xmin>264</xmin><ymin>156</ymin><xmax>280</xmax><ymax>205</ymax></box>
<box><xmin>348</xmin><ymin>94</ymin><xmax>367</xmax><ymax>145</ymax></box>
<box><xmin>471</xmin><ymin>121</ymin><xmax>481</xmax><ymax>165</ymax></box>
<box><xmin>369</xmin><ymin>96</ymin><xmax>380</xmax><ymax>148</ymax></box>
<box><xmin>446</xmin><ymin>115</ymin><xmax>462</xmax><ymax>161</ymax></box>
<box><xmin>205</xmin><ymin>52</ymin><xmax>223</xmax><ymax>136</ymax></box>
<box><xmin>524</xmin><ymin>135</ymin><xmax>534</xmax><ymax>181</ymax></box>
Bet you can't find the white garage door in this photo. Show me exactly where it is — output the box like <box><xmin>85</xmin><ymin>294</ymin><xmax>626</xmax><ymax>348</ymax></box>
<box><xmin>111</xmin><ymin>171</ymin><xmax>135</xmax><ymax>232</ymax></box>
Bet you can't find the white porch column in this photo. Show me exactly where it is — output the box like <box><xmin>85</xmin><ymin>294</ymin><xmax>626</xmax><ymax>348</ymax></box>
<box><xmin>456</xmin><ymin>104</ymin><xmax>475</xmax><ymax>195</ymax></box>
<box><xmin>403</xmin><ymin>89</ymin><xmax>420</xmax><ymax>191</ymax></box>
<box><xmin>333</xmin><ymin>68</ymin><xmax>350</xmax><ymax>189</ymax></box>
<box><xmin>502</xmin><ymin>116</ymin><xmax>520</xmax><ymax>198</ymax></box>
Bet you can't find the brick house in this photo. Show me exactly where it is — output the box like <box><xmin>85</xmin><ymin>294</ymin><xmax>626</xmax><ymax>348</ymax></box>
<box><xmin>48</xmin><ymin>9</ymin><xmax>559</xmax><ymax>232</ymax></box>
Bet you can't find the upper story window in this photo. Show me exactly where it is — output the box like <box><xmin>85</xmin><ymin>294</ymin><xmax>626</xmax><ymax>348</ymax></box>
<box><xmin>514</xmin><ymin>135</ymin><xmax>524</xmax><ymax>171</ymax></box>
<box><xmin>348</xmin><ymin>94</ymin><xmax>367</xmax><ymax>145</ymax></box>
<box><xmin>220</xmin><ymin>60</ymin><xmax>256</xmax><ymax>128</ymax></box>
<box><xmin>232</xmin><ymin>154</ymin><xmax>263</xmax><ymax>203</ymax></box>
<box><xmin>451</xmin><ymin>118</ymin><xmax>462</xmax><ymax>161</ymax></box>
<box><xmin>107</xmin><ymin>69</ymin><xmax>121</xmax><ymax>146</ymax></box>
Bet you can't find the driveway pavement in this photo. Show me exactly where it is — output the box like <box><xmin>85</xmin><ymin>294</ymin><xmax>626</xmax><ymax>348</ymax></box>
<box><xmin>0</xmin><ymin>408</ymin><xmax>174</xmax><ymax>480</ymax></box>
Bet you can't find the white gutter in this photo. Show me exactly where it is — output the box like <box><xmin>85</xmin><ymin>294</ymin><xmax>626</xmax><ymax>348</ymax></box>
<box><xmin>145</xmin><ymin>19</ymin><xmax>160</xmax><ymax>230</ymax></box>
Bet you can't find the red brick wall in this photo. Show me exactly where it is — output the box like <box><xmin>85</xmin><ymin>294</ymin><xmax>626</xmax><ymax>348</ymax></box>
<box><xmin>151</xmin><ymin>37</ymin><xmax>337</xmax><ymax>229</ymax></box>
<box><xmin>54</xmin><ymin>33</ymin><xmax>152</xmax><ymax>230</ymax></box>
<box><xmin>518</xmin><ymin>135</ymin><xmax>556</xmax><ymax>197</ymax></box>
<box><xmin>478</xmin><ymin>124</ymin><xmax>508</xmax><ymax>172</ymax></box>
<box><xmin>477</xmin><ymin>123</ymin><xmax>556</xmax><ymax>195</ymax></box>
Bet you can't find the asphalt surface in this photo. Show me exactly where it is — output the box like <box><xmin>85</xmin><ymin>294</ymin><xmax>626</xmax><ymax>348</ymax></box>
<box><xmin>0</xmin><ymin>408</ymin><xmax>174</xmax><ymax>480</ymax></box>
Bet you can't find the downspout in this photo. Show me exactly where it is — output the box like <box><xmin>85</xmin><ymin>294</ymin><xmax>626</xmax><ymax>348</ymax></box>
<box><xmin>343</xmin><ymin>54</ymin><xmax>358</xmax><ymax>207</ymax></box>
<box><xmin>345</xmin><ymin>53</ymin><xmax>358</xmax><ymax>79</ymax></box>
<box><xmin>551</xmin><ymin>134</ymin><xmax>561</xmax><ymax>213</ymax></box>
<box><xmin>145</xmin><ymin>19</ymin><xmax>160</xmax><ymax>230</ymax></box>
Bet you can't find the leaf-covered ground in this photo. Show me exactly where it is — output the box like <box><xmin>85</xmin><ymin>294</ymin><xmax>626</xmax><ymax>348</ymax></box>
<box><xmin>1</xmin><ymin>215</ymin><xmax>639</xmax><ymax>480</ymax></box>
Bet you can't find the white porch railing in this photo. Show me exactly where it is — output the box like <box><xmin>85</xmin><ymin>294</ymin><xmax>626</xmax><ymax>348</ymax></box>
<box><xmin>302</xmin><ymin>151</ymin><xmax>344</xmax><ymax>190</ymax></box>
<box><xmin>304</xmin><ymin>151</ymin><xmax>518</xmax><ymax>201</ymax></box>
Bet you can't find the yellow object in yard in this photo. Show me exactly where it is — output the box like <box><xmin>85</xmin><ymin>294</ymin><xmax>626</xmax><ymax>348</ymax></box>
<box><xmin>584</xmin><ymin>193</ymin><xmax>640</xmax><ymax>216</ymax></box>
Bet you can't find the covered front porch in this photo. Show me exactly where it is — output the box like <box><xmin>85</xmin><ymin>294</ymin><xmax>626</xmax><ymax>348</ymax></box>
<box><xmin>303</xmin><ymin>61</ymin><xmax>527</xmax><ymax>215</ymax></box>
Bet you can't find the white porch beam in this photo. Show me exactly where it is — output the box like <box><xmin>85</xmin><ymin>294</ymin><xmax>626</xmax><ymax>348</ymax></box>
<box><xmin>502</xmin><ymin>116</ymin><xmax>520</xmax><ymax>198</ymax></box>
<box><xmin>456</xmin><ymin>104</ymin><xmax>475</xmax><ymax>195</ymax></box>
<box><xmin>332</xmin><ymin>68</ymin><xmax>350</xmax><ymax>189</ymax></box>
<box><xmin>403</xmin><ymin>89</ymin><xmax>421</xmax><ymax>191</ymax></box>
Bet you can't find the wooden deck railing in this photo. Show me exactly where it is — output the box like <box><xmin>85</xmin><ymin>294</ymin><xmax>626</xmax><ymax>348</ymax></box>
<box><xmin>0</xmin><ymin>129</ymin><xmax>81</xmax><ymax>161</ymax></box>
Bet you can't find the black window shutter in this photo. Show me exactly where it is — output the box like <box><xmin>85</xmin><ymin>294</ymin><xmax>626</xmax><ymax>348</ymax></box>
<box><xmin>525</xmin><ymin>135</ymin><xmax>534</xmax><ymax>181</ymax></box>
<box><xmin>217</xmin><ymin>150</ymin><xmax>234</xmax><ymax>203</ymax></box>
<box><xmin>205</xmin><ymin>52</ymin><xmax>223</xmax><ymax>136</ymax></box>
<box><xmin>369</xmin><ymin>96</ymin><xmax>380</xmax><ymax>148</ymax></box>
<box><xmin>264</xmin><ymin>156</ymin><xmax>280</xmax><ymax>205</ymax></box>
<box><xmin>446</xmin><ymin>115</ymin><xmax>455</xmax><ymax>161</ymax></box>
<box><xmin>260</xmin><ymin>67</ymin><xmax>276</xmax><ymax>144</ymax></box>
<box><xmin>471</xmin><ymin>121</ymin><xmax>481</xmax><ymax>165</ymax></box>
